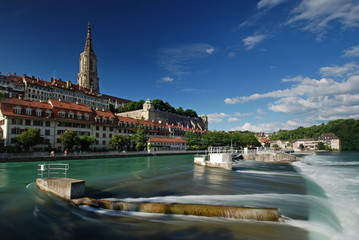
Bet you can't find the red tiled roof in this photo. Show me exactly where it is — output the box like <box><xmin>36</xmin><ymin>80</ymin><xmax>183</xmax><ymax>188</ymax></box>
<box><xmin>148</xmin><ymin>137</ymin><xmax>187</xmax><ymax>143</ymax></box>
<box><xmin>49</xmin><ymin>99</ymin><xmax>92</xmax><ymax>112</ymax></box>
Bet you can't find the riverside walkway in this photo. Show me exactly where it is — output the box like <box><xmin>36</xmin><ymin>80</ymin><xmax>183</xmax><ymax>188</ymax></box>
<box><xmin>0</xmin><ymin>150</ymin><xmax>205</xmax><ymax>163</ymax></box>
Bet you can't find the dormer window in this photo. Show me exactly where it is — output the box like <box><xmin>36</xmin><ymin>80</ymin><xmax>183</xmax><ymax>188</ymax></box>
<box><xmin>109</xmin><ymin>119</ymin><xmax>114</xmax><ymax>124</ymax></box>
<box><xmin>59</xmin><ymin>111</ymin><xmax>66</xmax><ymax>118</ymax></box>
<box><xmin>36</xmin><ymin>109</ymin><xmax>42</xmax><ymax>117</ymax></box>
<box><xmin>84</xmin><ymin>114</ymin><xmax>89</xmax><ymax>120</ymax></box>
<box><xmin>14</xmin><ymin>106</ymin><xmax>22</xmax><ymax>114</ymax></box>
<box><xmin>26</xmin><ymin>107</ymin><xmax>32</xmax><ymax>116</ymax></box>
<box><xmin>103</xmin><ymin>117</ymin><xmax>108</xmax><ymax>123</ymax></box>
<box><xmin>77</xmin><ymin>113</ymin><xmax>82</xmax><ymax>120</ymax></box>
<box><xmin>68</xmin><ymin>112</ymin><xmax>74</xmax><ymax>119</ymax></box>
<box><xmin>46</xmin><ymin>110</ymin><xmax>52</xmax><ymax>118</ymax></box>
<box><xmin>95</xmin><ymin>116</ymin><xmax>101</xmax><ymax>122</ymax></box>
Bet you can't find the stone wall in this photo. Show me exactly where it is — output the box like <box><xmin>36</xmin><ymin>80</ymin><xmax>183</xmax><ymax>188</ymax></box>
<box><xmin>117</xmin><ymin>108</ymin><xmax>208</xmax><ymax>130</ymax></box>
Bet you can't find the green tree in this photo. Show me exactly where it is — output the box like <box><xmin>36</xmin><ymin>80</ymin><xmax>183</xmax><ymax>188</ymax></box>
<box><xmin>318</xmin><ymin>142</ymin><xmax>325</xmax><ymax>150</ymax></box>
<box><xmin>109</xmin><ymin>134</ymin><xmax>129</xmax><ymax>151</ymax></box>
<box><xmin>184</xmin><ymin>131</ymin><xmax>199</xmax><ymax>147</ymax></box>
<box><xmin>131</xmin><ymin>120</ymin><xmax>146</xmax><ymax>151</ymax></box>
<box><xmin>184</xmin><ymin>109</ymin><xmax>198</xmax><ymax>118</ymax></box>
<box><xmin>176</xmin><ymin>107</ymin><xmax>185</xmax><ymax>116</ymax></box>
<box><xmin>0</xmin><ymin>91</ymin><xmax>7</xmax><ymax>102</ymax></box>
<box><xmin>78</xmin><ymin>135</ymin><xmax>95</xmax><ymax>151</ymax></box>
<box><xmin>60</xmin><ymin>131</ymin><xmax>79</xmax><ymax>152</ymax></box>
<box><xmin>15</xmin><ymin>128</ymin><xmax>44</xmax><ymax>151</ymax></box>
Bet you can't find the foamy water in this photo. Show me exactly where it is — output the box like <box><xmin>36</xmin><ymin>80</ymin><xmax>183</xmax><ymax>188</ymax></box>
<box><xmin>293</xmin><ymin>153</ymin><xmax>359</xmax><ymax>240</ymax></box>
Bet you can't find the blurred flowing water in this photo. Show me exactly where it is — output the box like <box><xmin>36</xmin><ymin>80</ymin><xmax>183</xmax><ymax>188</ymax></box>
<box><xmin>1</xmin><ymin>152</ymin><xmax>356</xmax><ymax>240</ymax></box>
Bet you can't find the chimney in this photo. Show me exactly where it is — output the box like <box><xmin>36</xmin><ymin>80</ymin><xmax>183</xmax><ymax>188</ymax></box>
<box><xmin>19</xmin><ymin>95</ymin><xmax>22</xmax><ymax>100</ymax></box>
<box><xmin>36</xmin><ymin>78</ymin><xmax>39</xmax><ymax>82</ymax></box>
<box><xmin>76</xmin><ymin>100</ymin><xmax>79</xmax><ymax>104</ymax></box>
<box><xmin>50</xmin><ymin>77</ymin><xmax>54</xmax><ymax>83</ymax></box>
<box><xmin>66</xmin><ymin>80</ymin><xmax>71</xmax><ymax>88</ymax></box>
<box><xmin>59</xmin><ymin>98</ymin><xmax>62</xmax><ymax>102</ymax></box>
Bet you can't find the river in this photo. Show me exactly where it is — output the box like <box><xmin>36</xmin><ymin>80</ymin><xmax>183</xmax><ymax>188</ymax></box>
<box><xmin>0</xmin><ymin>152</ymin><xmax>357</xmax><ymax>240</ymax></box>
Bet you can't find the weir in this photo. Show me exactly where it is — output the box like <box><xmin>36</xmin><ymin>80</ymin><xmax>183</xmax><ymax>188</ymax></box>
<box><xmin>35</xmin><ymin>163</ymin><xmax>279</xmax><ymax>222</ymax></box>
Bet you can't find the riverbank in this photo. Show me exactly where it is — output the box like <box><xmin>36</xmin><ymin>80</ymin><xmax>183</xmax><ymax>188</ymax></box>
<box><xmin>0</xmin><ymin>150</ymin><xmax>205</xmax><ymax>163</ymax></box>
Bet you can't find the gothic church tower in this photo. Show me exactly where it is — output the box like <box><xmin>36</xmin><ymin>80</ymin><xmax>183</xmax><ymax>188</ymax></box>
<box><xmin>77</xmin><ymin>23</ymin><xmax>100</xmax><ymax>92</ymax></box>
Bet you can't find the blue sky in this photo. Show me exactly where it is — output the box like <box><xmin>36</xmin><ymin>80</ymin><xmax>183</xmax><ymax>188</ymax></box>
<box><xmin>1</xmin><ymin>0</ymin><xmax>359</xmax><ymax>132</ymax></box>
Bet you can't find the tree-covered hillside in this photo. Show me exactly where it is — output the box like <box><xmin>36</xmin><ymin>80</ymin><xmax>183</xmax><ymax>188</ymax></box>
<box><xmin>270</xmin><ymin>119</ymin><xmax>359</xmax><ymax>151</ymax></box>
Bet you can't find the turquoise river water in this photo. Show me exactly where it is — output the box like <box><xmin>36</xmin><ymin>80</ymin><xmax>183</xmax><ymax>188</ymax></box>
<box><xmin>0</xmin><ymin>152</ymin><xmax>358</xmax><ymax>240</ymax></box>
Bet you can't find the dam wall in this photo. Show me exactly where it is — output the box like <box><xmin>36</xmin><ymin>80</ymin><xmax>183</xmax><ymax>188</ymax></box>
<box><xmin>242</xmin><ymin>152</ymin><xmax>301</xmax><ymax>163</ymax></box>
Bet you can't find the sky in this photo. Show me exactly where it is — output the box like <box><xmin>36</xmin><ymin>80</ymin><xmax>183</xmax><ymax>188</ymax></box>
<box><xmin>1</xmin><ymin>0</ymin><xmax>359</xmax><ymax>132</ymax></box>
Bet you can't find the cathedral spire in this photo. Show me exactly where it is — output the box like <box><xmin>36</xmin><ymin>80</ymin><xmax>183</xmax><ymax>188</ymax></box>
<box><xmin>84</xmin><ymin>22</ymin><xmax>93</xmax><ymax>52</ymax></box>
<box><xmin>77</xmin><ymin>23</ymin><xmax>100</xmax><ymax>93</ymax></box>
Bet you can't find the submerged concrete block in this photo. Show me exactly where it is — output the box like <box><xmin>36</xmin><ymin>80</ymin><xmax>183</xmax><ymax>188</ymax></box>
<box><xmin>72</xmin><ymin>197</ymin><xmax>279</xmax><ymax>221</ymax></box>
<box><xmin>36</xmin><ymin>178</ymin><xmax>85</xmax><ymax>200</ymax></box>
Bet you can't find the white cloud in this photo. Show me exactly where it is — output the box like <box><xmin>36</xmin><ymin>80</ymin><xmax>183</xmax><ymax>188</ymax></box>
<box><xmin>282</xmin><ymin>76</ymin><xmax>304</xmax><ymax>82</ymax></box>
<box><xmin>160</xmin><ymin>76</ymin><xmax>174</xmax><ymax>83</ymax></box>
<box><xmin>230</xmin><ymin>120</ymin><xmax>307</xmax><ymax>132</ymax></box>
<box><xmin>206</xmin><ymin>48</ymin><xmax>215</xmax><ymax>54</ymax></box>
<box><xmin>257</xmin><ymin>0</ymin><xmax>287</xmax><ymax>9</ymax></box>
<box><xmin>319</xmin><ymin>62</ymin><xmax>359</xmax><ymax>77</ymax></box>
<box><xmin>228</xmin><ymin>52</ymin><xmax>236</xmax><ymax>58</ymax></box>
<box><xmin>225</xmin><ymin>62</ymin><xmax>359</xmax><ymax>122</ymax></box>
<box><xmin>228</xmin><ymin>117</ymin><xmax>240</xmax><ymax>122</ymax></box>
<box><xmin>343</xmin><ymin>44</ymin><xmax>359</xmax><ymax>57</ymax></box>
<box><xmin>257</xmin><ymin>108</ymin><xmax>265</xmax><ymax>114</ymax></box>
<box><xmin>242</xmin><ymin>34</ymin><xmax>267</xmax><ymax>50</ymax></box>
<box><xmin>207</xmin><ymin>112</ymin><xmax>229</xmax><ymax>123</ymax></box>
<box><xmin>157</xmin><ymin>43</ymin><xmax>215</xmax><ymax>77</ymax></box>
<box><xmin>287</xmin><ymin>0</ymin><xmax>359</xmax><ymax>39</ymax></box>
<box><xmin>234</xmin><ymin>112</ymin><xmax>251</xmax><ymax>117</ymax></box>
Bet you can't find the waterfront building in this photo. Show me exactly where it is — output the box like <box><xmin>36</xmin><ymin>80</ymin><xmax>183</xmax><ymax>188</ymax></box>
<box><xmin>319</xmin><ymin>133</ymin><xmax>341</xmax><ymax>150</ymax></box>
<box><xmin>0</xmin><ymin>97</ymin><xmax>205</xmax><ymax>151</ymax></box>
<box><xmin>147</xmin><ymin>137</ymin><xmax>187</xmax><ymax>152</ymax></box>
<box><xmin>293</xmin><ymin>138</ymin><xmax>319</xmax><ymax>151</ymax></box>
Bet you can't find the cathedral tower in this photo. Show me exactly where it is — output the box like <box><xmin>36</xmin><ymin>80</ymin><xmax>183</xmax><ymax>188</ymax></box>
<box><xmin>77</xmin><ymin>23</ymin><xmax>100</xmax><ymax>92</ymax></box>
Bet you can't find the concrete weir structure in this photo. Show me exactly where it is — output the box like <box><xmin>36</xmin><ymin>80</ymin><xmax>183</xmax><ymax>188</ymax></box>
<box><xmin>36</xmin><ymin>178</ymin><xmax>85</xmax><ymax>200</ymax></box>
<box><xmin>36</xmin><ymin>177</ymin><xmax>279</xmax><ymax>221</ymax></box>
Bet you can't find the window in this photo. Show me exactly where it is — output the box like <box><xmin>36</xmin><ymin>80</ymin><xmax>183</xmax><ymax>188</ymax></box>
<box><xmin>46</xmin><ymin>110</ymin><xmax>52</xmax><ymax>118</ymax></box>
<box><xmin>77</xmin><ymin>113</ymin><xmax>82</xmax><ymax>120</ymax></box>
<box><xmin>45</xmin><ymin>129</ymin><xmax>50</xmax><ymax>136</ymax></box>
<box><xmin>96</xmin><ymin>133</ymin><xmax>99</xmax><ymax>138</ymax></box>
<box><xmin>59</xmin><ymin>111</ymin><xmax>66</xmax><ymax>118</ymax></box>
<box><xmin>33</xmin><ymin>121</ymin><xmax>43</xmax><ymax>126</ymax></box>
<box><xmin>68</xmin><ymin>112</ymin><xmax>74</xmax><ymax>119</ymax></box>
<box><xmin>45</xmin><ymin>121</ymin><xmax>50</xmax><ymax>127</ymax></box>
<box><xmin>57</xmin><ymin>138</ymin><xmax>61</xmax><ymax>143</ymax></box>
<box><xmin>25</xmin><ymin>120</ymin><xmax>31</xmax><ymax>126</ymax></box>
<box><xmin>103</xmin><ymin>118</ymin><xmax>107</xmax><ymax>123</ymax></box>
<box><xmin>36</xmin><ymin>109</ymin><xmax>42</xmax><ymax>117</ymax></box>
<box><xmin>14</xmin><ymin>106</ymin><xmax>21</xmax><ymax>114</ymax></box>
<box><xmin>110</xmin><ymin>127</ymin><xmax>113</xmax><ymax>131</ymax></box>
<box><xmin>109</xmin><ymin>119</ymin><xmax>114</xmax><ymax>124</ymax></box>
<box><xmin>109</xmin><ymin>134</ymin><xmax>112</xmax><ymax>138</ymax></box>
<box><xmin>103</xmin><ymin>133</ymin><xmax>106</xmax><ymax>138</ymax></box>
<box><xmin>102</xmin><ymin>140</ymin><xmax>106</xmax><ymax>145</ymax></box>
<box><xmin>26</xmin><ymin>108</ymin><xmax>32</xmax><ymax>115</ymax></box>
<box><xmin>96</xmin><ymin>126</ymin><xmax>99</xmax><ymax>130</ymax></box>
<box><xmin>103</xmin><ymin>126</ymin><xmax>106</xmax><ymax>131</ymax></box>
<box><xmin>96</xmin><ymin>140</ymin><xmax>99</xmax><ymax>145</ymax></box>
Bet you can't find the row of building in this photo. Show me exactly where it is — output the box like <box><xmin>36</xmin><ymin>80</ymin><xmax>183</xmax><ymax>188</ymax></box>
<box><xmin>257</xmin><ymin>133</ymin><xmax>341</xmax><ymax>151</ymax></box>
<box><xmin>0</xmin><ymin>97</ymin><xmax>206</xmax><ymax>151</ymax></box>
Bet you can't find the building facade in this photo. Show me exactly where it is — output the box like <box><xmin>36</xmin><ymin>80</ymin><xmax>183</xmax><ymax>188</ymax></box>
<box><xmin>0</xmin><ymin>98</ymin><xmax>205</xmax><ymax>151</ymax></box>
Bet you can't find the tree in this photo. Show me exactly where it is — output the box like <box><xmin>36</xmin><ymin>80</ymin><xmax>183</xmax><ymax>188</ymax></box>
<box><xmin>318</xmin><ymin>142</ymin><xmax>325</xmax><ymax>150</ymax></box>
<box><xmin>60</xmin><ymin>131</ymin><xmax>79</xmax><ymax>152</ymax></box>
<box><xmin>131</xmin><ymin>120</ymin><xmax>146</xmax><ymax>151</ymax></box>
<box><xmin>109</xmin><ymin>134</ymin><xmax>129</xmax><ymax>151</ymax></box>
<box><xmin>184</xmin><ymin>131</ymin><xmax>199</xmax><ymax>147</ymax></box>
<box><xmin>184</xmin><ymin>109</ymin><xmax>198</xmax><ymax>118</ymax></box>
<box><xmin>78</xmin><ymin>135</ymin><xmax>95</xmax><ymax>151</ymax></box>
<box><xmin>15</xmin><ymin>128</ymin><xmax>44</xmax><ymax>151</ymax></box>
<box><xmin>176</xmin><ymin>107</ymin><xmax>184</xmax><ymax>116</ymax></box>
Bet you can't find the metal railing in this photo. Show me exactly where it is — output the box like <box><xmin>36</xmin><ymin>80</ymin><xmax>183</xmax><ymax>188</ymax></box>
<box><xmin>38</xmin><ymin>163</ymin><xmax>69</xmax><ymax>178</ymax></box>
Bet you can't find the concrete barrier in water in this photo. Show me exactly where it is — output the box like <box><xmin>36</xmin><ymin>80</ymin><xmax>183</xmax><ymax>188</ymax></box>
<box><xmin>35</xmin><ymin>177</ymin><xmax>279</xmax><ymax>221</ymax></box>
<box><xmin>72</xmin><ymin>197</ymin><xmax>279</xmax><ymax>221</ymax></box>
<box><xmin>36</xmin><ymin>178</ymin><xmax>85</xmax><ymax>200</ymax></box>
